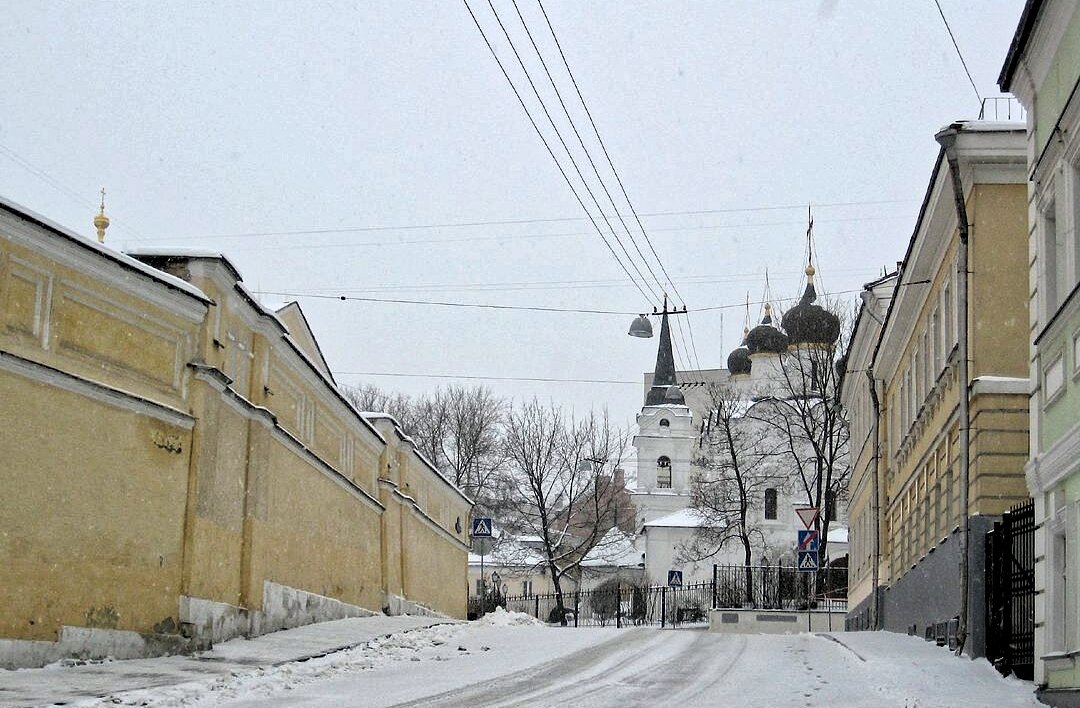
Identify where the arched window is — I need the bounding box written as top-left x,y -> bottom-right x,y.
656,456 -> 672,489
764,488 -> 778,520
659,418 -> 670,428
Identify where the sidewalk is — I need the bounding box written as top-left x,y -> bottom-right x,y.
0,615 -> 454,708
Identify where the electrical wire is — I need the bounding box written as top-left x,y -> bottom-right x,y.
255,288 -> 863,314
480,0 -> 664,307
334,370 -> 641,385
130,200 -> 916,243
461,0 -> 655,304
933,0 -> 982,106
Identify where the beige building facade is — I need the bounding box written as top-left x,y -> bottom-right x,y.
0,197 -> 470,669
840,124 -> 1031,658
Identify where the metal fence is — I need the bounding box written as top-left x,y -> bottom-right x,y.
712,564 -> 848,613
471,564 -> 847,627
986,499 -> 1035,680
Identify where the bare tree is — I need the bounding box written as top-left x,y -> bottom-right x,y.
340,383 -> 508,507
752,306 -> 851,564
499,400 -> 627,625
686,382 -> 790,602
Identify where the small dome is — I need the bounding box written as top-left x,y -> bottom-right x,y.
663,384 -> 685,405
746,306 -> 788,354
782,267 -> 840,345
727,345 -> 751,375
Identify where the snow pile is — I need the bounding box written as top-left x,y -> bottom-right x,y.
72,616 -> 547,707
475,607 -> 543,627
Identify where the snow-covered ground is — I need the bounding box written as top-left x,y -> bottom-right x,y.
7,610 -> 1041,708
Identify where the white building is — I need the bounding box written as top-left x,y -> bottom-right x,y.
629,265 -> 848,586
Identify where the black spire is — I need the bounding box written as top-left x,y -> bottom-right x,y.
645,300 -> 682,406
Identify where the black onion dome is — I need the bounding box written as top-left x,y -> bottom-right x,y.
782,265 -> 841,345
727,345 -> 751,375
746,305 -> 788,354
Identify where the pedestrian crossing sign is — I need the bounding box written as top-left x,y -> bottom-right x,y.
471,517 -> 493,538
798,550 -> 819,572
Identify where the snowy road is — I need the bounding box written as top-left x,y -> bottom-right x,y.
52,610 -> 1040,708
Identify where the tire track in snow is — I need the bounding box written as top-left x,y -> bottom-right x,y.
387,628 -> 664,708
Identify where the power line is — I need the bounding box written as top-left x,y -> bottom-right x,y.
334,370 -> 642,385
461,0 -> 654,304
480,0 -> 664,307
508,0 -> 668,307
0,141 -> 150,242
530,0 -> 708,373
933,0 -> 982,106
255,287 -> 863,314
257,290 -> 637,314
269,266 -> 879,295
138,199 -> 918,242
241,213 -> 911,253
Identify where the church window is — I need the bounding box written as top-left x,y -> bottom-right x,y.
659,418 -> 670,427
656,456 -> 671,489
764,488 -> 778,520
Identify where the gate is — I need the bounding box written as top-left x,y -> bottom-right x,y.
985,499 -> 1035,679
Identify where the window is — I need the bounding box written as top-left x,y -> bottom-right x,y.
659,418 -> 670,428
932,307 -> 942,374
476,578 -> 484,596
764,488 -> 778,520
656,456 -> 671,489
943,280 -> 954,353
522,579 -> 533,598
1073,328 -> 1080,375
1045,353 -> 1065,403
1044,199 -> 1068,313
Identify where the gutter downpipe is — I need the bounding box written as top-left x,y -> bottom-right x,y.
935,123 -> 971,656
866,367 -> 883,630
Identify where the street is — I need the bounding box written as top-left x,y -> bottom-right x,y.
6,611 -> 1039,708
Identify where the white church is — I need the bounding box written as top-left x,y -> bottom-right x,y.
628,263 -> 849,585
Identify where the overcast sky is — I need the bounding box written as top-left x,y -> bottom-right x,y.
1,1 -> 1025,428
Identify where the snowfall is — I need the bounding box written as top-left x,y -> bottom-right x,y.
2,609 -> 1042,708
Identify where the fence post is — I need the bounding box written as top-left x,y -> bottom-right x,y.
535,595 -> 540,620
712,565 -> 718,609
661,586 -> 667,629
574,591 -> 579,628
617,586 -> 622,629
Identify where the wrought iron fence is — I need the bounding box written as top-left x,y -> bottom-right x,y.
712,564 -> 848,613
986,499 -> 1035,680
470,564 -> 847,627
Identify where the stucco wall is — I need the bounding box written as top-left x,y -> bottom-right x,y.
0,372 -> 191,642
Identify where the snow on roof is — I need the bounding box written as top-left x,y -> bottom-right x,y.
468,536 -> 547,568
643,508 -> 710,529
829,526 -> 849,543
580,528 -> 639,568
0,196 -> 210,303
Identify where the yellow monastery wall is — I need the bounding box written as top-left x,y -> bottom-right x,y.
247,439 -> 383,611
1,215 -> 471,664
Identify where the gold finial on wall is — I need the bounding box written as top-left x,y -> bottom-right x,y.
93,188 -> 110,243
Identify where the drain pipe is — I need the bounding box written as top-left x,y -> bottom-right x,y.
866,367 -> 883,630
935,124 -> 971,656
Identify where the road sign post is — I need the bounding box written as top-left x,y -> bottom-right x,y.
471,517 -> 493,614
795,508 -> 820,632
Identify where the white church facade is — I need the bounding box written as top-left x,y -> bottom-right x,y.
629,265 -> 849,586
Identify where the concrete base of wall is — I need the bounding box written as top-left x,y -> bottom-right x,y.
708,608 -> 847,634
0,625 -> 202,670
881,517 -> 994,658
0,581 -> 376,669
1037,688 -> 1080,708
846,588 -> 886,631
383,594 -> 445,618
182,581 -> 376,645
